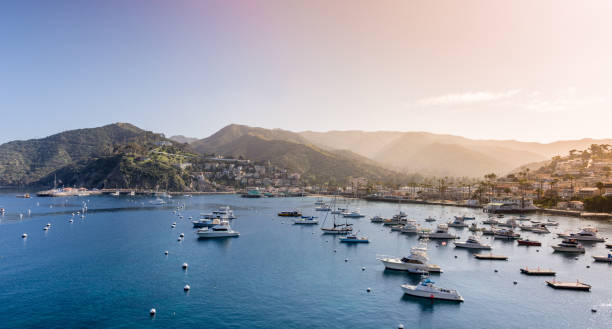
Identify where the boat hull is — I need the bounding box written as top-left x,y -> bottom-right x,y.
551,246 -> 585,253
401,285 -> 463,302
197,232 -> 240,238
379,258 -> 442,273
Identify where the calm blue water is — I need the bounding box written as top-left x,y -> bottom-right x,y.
0,193 -> 611,328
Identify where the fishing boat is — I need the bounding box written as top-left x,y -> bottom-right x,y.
378,241 -> 442,273
293,216 -> 319,225
196,222 -> 240,238
592,253 -> 612,262
552,238 -> 585,253
493,229 -> 520,240
278,211 -> 302,217
401,277 -> 463,302
454,236 -> 491,249
419,224 -> 457,239
340,234 -> 369,243
520,267 -> 555,276
370,215 -> 384,223
517,239 -> 541,246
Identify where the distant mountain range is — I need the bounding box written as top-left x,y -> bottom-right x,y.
177,126 -> 612,178
2,122 -> 610,189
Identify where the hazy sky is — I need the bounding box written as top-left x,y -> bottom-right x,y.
2,0 -> 612,143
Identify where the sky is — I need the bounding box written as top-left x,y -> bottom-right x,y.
1,0 -> 612,143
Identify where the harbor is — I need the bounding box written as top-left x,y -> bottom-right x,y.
1,193 -> 611,328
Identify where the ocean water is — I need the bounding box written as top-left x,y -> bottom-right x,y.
0,193 -> 611,328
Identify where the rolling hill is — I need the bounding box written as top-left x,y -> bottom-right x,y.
0,123 -> 170,186
189,124 -> 406,184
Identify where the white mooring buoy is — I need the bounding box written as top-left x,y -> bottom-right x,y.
182,263 -> 188,269
22,233 -> 28,238
184,284 -> 190,291
150,308 -> 156,316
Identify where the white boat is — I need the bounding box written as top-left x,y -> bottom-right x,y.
544,219 -> 559,226
482,218 -> 500,225
314,198 -> 325,206
468,222 -> 483,232
111,191 -> 120,196
455,215 -> 476,221
498,218 -> 518,228
330,207 -> 347,215
448,217 -> 468,228
530,224 -> 550,234
552,238 -> 585,253
454,236 -> 491,249
390,224 -> 405,231
294,216 -> 319,225
494,229 -> 520,240
149,198 -> 166,205
401,220 -> 420,234
192,214 -> 221,228
315,204 -> 331,211
212,206 -> 236,219
196,222 -> 239,238
419,224 -> 457,239
378,242 -> 442,273
568,227 -> 605,242
592,254 -> 612,262
370,215 -> 384,223
401,277 -> 463,302
343,210 -> 365,218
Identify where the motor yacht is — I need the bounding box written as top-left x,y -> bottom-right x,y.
592,253 -> 612,262
314,198 -> 325,206
293,216 -> 319,225
568,227 -> 605,242
499,218 -> 518,228
192,214 -> 221,228
530,224 -> 550,234
401,220 -> 420,234
418,224 -> 457,239
378,243 -> 442,273
468,222 -> 483,232
482,218 -> 500,225
370,215 -> 384,223
340,234 -> 369,243
343,210 -> 365,218
454,236 -> 491,249
424,216 -> 436,222
149,198 -> 166,205
315,204 -> 331,211
493,229 -> 520,240
448,217 -> 468,228
401,277 -> 463,302
196,222 -> 240,238
552,238 -> 585,253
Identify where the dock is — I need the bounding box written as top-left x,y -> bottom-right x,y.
474,253 -> 508,260
520,267 -> 556,276
546,280 -> 591,291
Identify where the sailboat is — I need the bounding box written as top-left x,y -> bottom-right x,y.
321,194 -> 352,235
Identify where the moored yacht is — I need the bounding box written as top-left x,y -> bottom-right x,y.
454,236 -> 491,249
196,222 -> 240,238
494,228 -> 520,240
315,204 -> 331,211
401,277 -> 463,302
378,242 -> 442,273
293,216 -> 319,225
192,214 -> 221,228
552,238 -> 585,253
418,224 -> 457,239
448,217 -> 468,228
343,210 -> 365,218
400,220 -> 420,234
424,216 -> 436,222
568,227 -> 605,242
339,234 -> 369,243
370,215 -> 384,223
